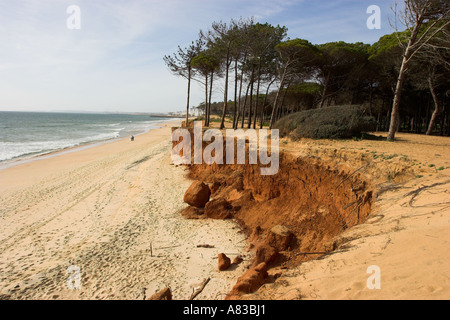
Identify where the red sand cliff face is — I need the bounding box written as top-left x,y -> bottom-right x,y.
173,128 -> 373,298
187,153 -> 373,262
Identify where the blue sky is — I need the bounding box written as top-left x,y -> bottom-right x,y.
0,0 -> 402,113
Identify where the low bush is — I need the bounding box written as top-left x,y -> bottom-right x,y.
274,105 -> 376,139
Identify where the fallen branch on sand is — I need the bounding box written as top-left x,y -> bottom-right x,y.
190,278 -> 210,300
155,244 -> 182,250
197,244 -> 215,248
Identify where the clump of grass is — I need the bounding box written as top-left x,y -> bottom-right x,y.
383,154 -> 398,160
437,166 -> 445,171
428,164 -> 435,168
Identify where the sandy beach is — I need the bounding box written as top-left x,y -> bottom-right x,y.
2,0 -> 449,304
0,121 -> 249,300
1,122 -> 449,300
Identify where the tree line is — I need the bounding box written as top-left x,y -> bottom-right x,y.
164,0 -> 449,139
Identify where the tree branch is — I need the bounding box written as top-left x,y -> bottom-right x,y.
406,19 -> 450,64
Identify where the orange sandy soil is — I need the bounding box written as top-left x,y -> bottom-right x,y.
185,120 -> 450,300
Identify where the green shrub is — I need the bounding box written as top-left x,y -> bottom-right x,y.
274,105 -> 376,140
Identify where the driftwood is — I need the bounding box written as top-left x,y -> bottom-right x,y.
189,278 -> 210,300
197,244 -> 215,248
155,244 -> 182,250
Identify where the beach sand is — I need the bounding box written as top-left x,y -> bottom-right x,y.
1,123 -> 449,300
0,122 -> 249,300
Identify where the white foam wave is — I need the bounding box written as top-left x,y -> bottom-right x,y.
0,130 -> 121,161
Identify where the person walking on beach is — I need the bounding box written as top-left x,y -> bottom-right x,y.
131,135 -> 134,141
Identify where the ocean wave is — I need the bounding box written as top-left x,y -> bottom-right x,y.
0,113 -> 173,162
0,131 -> 121,161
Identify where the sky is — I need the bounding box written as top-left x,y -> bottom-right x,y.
0,0 -> 404,114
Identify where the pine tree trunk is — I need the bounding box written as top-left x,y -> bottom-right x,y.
207,71 -> 214,127
185,66 -> 191,127
280,84 -> 290,118
385,108 -> 390,132
247,79 -> 254,129
387,55 -> 408,140
376,112 -> 381,132
426,74 -> 441,135
241,81 -> 251,128
387,13 -> 424,141
269,65 -> 288,129
233,58 -> 239,129
319,71 -> 330,108
247,66 -> 255,129
236,53 -> 247,129
253,60 -> 262,129
204,73 -> 208,127
220,46 -> 231,130
260,79 -> 274,128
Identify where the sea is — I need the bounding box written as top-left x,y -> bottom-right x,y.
0,111 -> 176,164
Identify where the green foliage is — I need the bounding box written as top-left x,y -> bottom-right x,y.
318,41 -> 370,57
275,38 -> 320,65
191,51 -> 220,71
368,32 -> 408,59
290,82 -> 321,95
276,38 -> 316,50
274,105 -> 376,140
